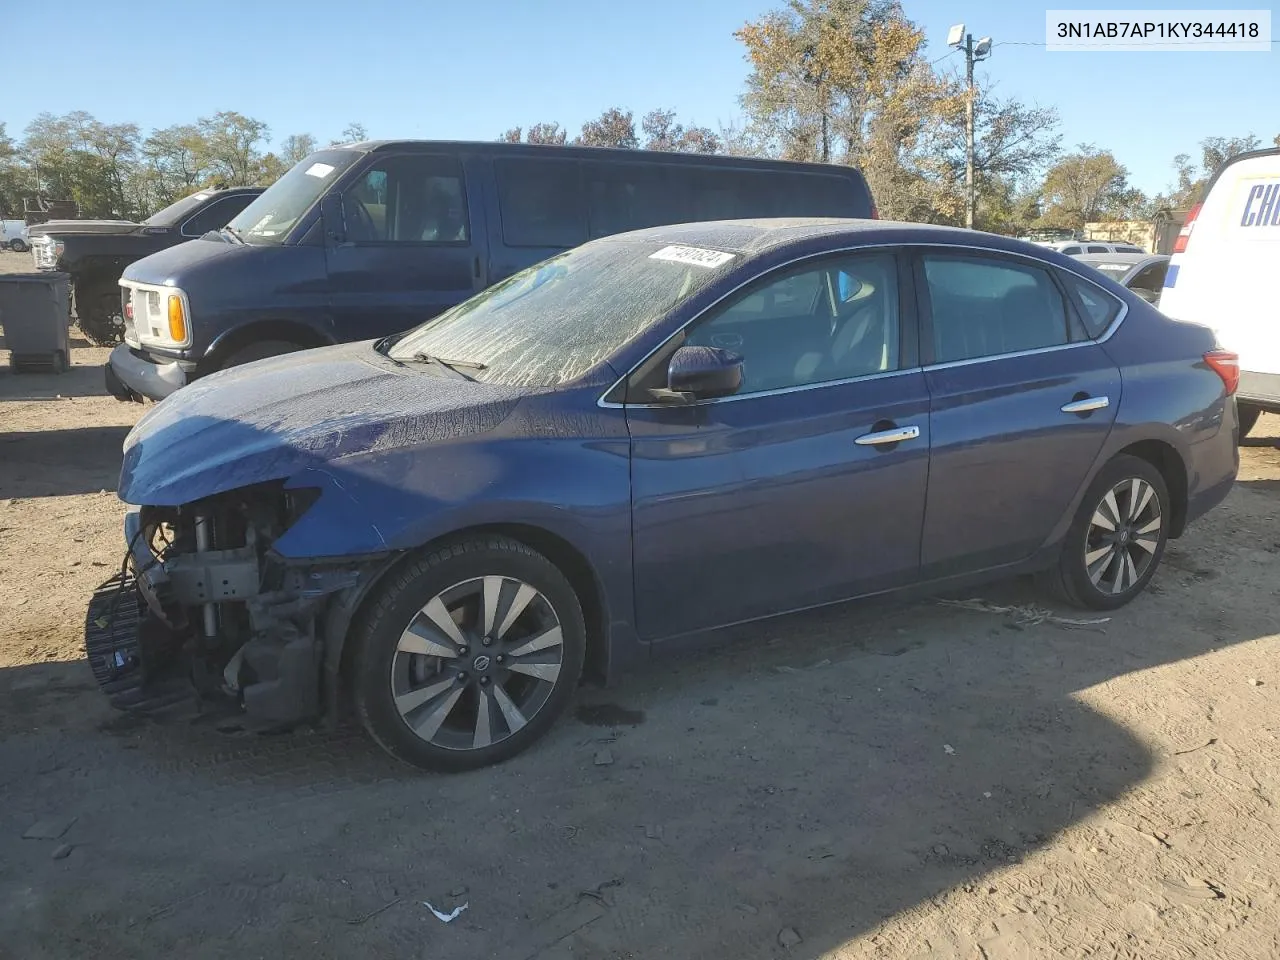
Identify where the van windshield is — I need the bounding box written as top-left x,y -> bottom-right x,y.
226,150 -> 360,245
1092,264 -> 1133,282
386,239 -> 732,387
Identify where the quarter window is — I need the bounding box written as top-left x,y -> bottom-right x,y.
684,253 -> 899,394
923,255 -> 1069,363
496,159 -> 586,248
1062,274 -> 1123,338
343,155 -> 469,244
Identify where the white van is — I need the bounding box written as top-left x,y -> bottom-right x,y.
1158,148 -> 1280,438
1,219 -> 29,252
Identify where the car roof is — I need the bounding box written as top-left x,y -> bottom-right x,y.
595,218 -> 1058,259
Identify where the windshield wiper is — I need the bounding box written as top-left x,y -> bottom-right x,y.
410,352 -> 487,380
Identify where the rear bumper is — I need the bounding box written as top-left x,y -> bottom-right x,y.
107,343 -> 195,402
1237,371 -> 1280,410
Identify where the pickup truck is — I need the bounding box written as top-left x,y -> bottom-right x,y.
27,187 -> 262,345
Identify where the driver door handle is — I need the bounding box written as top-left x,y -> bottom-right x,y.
1061,396 -> 1109,414
855,424 -> 920,446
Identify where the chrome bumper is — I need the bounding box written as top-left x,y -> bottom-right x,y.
107,343 -> 195,402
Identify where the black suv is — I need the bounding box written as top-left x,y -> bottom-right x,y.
28,187 -> 262,344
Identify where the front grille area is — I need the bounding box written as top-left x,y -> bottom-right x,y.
121,286 -> 162,342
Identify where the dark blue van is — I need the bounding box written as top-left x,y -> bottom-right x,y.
107,140 -> 875,401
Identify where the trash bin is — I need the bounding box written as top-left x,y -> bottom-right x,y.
0,272 -> 71,373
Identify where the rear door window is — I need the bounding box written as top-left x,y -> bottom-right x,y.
922,254 -> 1070,362
1085,245 -> 1109,253
495,158 -> 586,248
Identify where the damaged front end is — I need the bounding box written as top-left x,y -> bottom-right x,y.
85,482 -> 378,726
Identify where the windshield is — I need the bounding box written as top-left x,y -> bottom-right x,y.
387,239 -> 735,387
144,191 -> 215,226
226,149 -> 360,245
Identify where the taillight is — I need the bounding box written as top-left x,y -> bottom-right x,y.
1204,349 -> 1239,395
1173,203 -> 1200,254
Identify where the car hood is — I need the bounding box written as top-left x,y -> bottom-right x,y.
119,341 -> 527,506
28,219 -> 145,237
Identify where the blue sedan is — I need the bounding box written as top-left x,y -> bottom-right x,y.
89,219 -> 1241,771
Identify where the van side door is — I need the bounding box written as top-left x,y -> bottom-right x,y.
325,152 -> 487,342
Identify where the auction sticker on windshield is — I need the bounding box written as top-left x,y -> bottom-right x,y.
649,245 -> 736,268
304,162 -> 335,178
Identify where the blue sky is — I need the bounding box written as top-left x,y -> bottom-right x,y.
6,0 -> 1277,194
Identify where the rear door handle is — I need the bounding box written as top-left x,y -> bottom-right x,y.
855,424 -> 920,446
1061,396 -> 1110,414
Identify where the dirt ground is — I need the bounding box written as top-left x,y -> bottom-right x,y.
2,246 -> 1280,959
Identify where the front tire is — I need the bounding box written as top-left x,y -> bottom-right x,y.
9,239 -> 29,253
1045,455 -> 1170,610
220,340 -> 303,369
351,537 -> 586,772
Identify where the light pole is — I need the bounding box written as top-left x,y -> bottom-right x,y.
948,24 -> 992,229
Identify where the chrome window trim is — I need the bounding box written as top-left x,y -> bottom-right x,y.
596,239 -> 1130,410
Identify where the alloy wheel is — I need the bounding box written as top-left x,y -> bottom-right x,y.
1084,477 -> 1162,595
389,576 -> 564,751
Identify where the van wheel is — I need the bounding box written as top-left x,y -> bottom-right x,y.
220,340 -> 302,369
9,239 -> 29,253
1237,403 -> 1261,441
1042,455 -> 1170,611
351,536 -> 586,772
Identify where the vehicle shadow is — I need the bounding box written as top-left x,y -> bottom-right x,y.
0,357 -> 115,401
0,426 -> 131,497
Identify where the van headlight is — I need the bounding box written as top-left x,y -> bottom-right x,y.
130,285 -> 193,349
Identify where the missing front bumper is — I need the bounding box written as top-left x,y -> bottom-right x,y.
84,573 -> 192,713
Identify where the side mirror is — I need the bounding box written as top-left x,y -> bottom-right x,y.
654,345 -> 743,403
319,194 -> 346,245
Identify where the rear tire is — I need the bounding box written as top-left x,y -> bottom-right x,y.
351,536 -> 586,772
9,239 -> 29,253
220,340 -> 303,369
1042,454 -> 1170,611
1237,403 -> 1261,441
